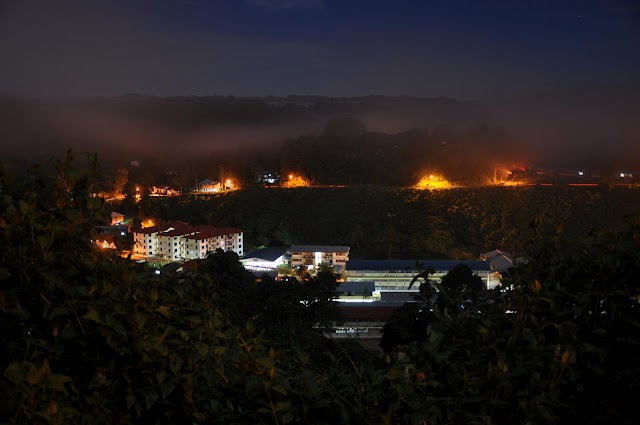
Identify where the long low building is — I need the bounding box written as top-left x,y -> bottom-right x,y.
345,259 -> 497,292
133,221 -> 243,261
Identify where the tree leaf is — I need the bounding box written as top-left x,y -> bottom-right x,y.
144,389 -> 159,410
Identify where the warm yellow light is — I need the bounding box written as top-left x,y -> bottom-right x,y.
416,174 -> 452,189
484,167 -> 516,185
283,173 -> 309,187
226,179 -> 231,184
497,181 -> 525,187
142,219 -> 155,228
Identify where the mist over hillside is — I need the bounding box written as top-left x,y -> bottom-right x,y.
1,82 -> 639,176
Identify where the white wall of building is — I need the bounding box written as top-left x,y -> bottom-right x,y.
132,225 -> 243,261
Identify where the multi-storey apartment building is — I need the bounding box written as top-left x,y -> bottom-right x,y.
133,221 -> 190,257
133,221 -> 243,261
183,227 -> 244,260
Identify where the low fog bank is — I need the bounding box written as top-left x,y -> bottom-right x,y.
1,82 -> 638,175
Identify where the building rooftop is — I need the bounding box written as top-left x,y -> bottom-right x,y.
290,245 -> 349,254
184,227 -> 243,240
161,226 -> 198,237
346,259 -> 490,272
481,249 -> 514,272
134,221 -> 190,234
198,179 -> 220,186
134,222 -> 242,239
241,246 -> 289,262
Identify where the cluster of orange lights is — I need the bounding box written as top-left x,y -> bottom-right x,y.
485,167 -> 523,186
283,173 -> 309,188
141,218 -> 155,228
416,174 -> 452,189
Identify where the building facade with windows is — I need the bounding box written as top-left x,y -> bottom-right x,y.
345,260 -> 493,293
197,179 -> 222,192
289,245 -> 350,270
132,221 -> 243,261
111,211 -> 125,225
183,227 -> 244,260
133,221 -> 190,258
150,185 -> 180,196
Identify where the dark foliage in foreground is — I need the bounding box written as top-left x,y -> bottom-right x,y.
381,224 -> 640,424
1,154 -> 639,424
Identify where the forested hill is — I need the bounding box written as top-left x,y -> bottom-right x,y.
145,186 -> 640,260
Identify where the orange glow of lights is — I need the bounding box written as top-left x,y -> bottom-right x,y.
283,173 -> 309,187
497,181 -> 526,187
416,174 -> 452,189
484,167 -> 517,185
223,178 -> 237,190
142,219 -> 155,228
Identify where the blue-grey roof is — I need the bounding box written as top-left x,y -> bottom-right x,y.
241,246 -> 288,262
346,260 -> 490,272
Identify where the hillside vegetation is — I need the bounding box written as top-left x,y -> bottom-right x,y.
147,186 -> 640,259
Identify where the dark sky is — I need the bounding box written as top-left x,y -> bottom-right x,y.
0,0 -> 639,100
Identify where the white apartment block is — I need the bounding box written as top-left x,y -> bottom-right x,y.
133,221 -> 188,257
133,221 -> 243,261
182,228 -> 243,260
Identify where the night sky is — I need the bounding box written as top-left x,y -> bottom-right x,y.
1,0 -> 639,100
